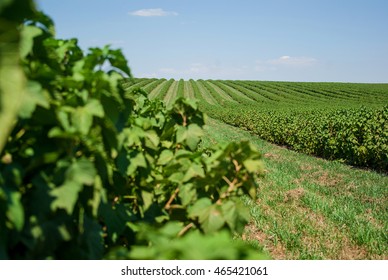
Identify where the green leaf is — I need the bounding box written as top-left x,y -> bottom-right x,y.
129,246 -> 158,260
188,198 -> 224,233
200,205 -> 225,234
73,107 -> 93,135
48,127 -> 72,138
188,197 -> 212,219
20,25 -> 43,58
51,181 -> 82,214
127,150 -> 147,175
71,100 -> 104,135
178,183 -> 197,206
183,163 -> 205,182
157,150 -> 174,165
159,221 -> 184,237
89,175 -> 106,217
243,159 -> 263,173
246,185 -> 257,200
234,200 -> 251,234
84,99 -> 104,117
107,48 -> 131,77
183,98 -> 198,110
168,172 -> 184,183
186,124 -> 203,151
19,81 -> 49,118
6,191 -> 24,231
51,159 -> 96,214
82,216 -> 104,259
176,126 -> 187,143
66,158 -> 96,186
57,108 -> 73,132
141,191 -> 153,211
33,11 -> 56,36
144,130 -> 159,149
0,31 -> 27,153
99,203 -> 131,242
221,200 -> 237,231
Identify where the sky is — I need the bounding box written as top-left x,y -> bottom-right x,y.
36,0 -> 388,83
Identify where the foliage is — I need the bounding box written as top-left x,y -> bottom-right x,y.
0,1 -> 266,259
206,105 -> 388,171
0,0 -> 35,152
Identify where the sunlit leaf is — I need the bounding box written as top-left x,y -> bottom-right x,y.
157,149 -> 174,165
6,191 -> 24,231
20,25 -> 42,58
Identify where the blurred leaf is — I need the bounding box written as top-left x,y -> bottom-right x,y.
221,200 -> 237,231
183,163 -> 205,182
176,126 -> 187,143
186,124 -> 203,151
84,99 -> 104,118
157,150 -> 174,166
51,159 -> 96,214
188,197 -> 212,219
243,159 -> 263,173
144,130 -> 159,149
73,108 -> 92,135
178,183 -> 196,206
50,181 -> 82,214
141,191 -> 153,211
20,25 -> 42,58
189,198 -> 224,233
127,150 -> 147,175
200,205 -> 225,234
66,158 -> 96,186
107,48 -> 131,77
6,191 -> 24,231
19,81 -> 49,118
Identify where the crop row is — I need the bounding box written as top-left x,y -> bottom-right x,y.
206,105 -> 388,171
150,78 -> 174,99
126,78 -> 388,107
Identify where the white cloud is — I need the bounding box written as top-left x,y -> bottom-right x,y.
268,55 -> 317,66
140,62 -> 246,80
139,56 -> 318,80
129,8 -> 178,17
254,56 -> 318,73
254,60 -> 268,72
141,72 -> 158,78
159,68 -> 178,74
188,63 -> 210,74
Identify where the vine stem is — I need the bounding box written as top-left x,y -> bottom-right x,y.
165,188 -> 180,210
178,223 -> 194,237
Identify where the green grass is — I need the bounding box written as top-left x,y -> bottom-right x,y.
201,117 -> 388,259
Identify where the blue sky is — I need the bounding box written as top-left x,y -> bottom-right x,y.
36,0 -> 388,82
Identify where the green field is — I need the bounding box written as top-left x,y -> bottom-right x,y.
124,78 -> 388,259
125,78 -> 388,171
